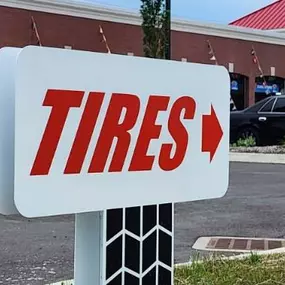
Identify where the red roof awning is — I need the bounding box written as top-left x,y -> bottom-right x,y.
230,0 -> 285,30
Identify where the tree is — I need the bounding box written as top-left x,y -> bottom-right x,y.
140,0 -> 170,59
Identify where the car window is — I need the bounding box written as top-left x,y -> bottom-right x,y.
273,98 -> 285,113
259,99 -> 274,112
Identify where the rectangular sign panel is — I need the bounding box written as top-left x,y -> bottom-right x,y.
14,46 -> 230,217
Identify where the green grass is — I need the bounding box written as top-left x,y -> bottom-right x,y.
175,253 -> 285,285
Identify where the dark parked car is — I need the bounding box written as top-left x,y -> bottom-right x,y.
230,95 -> 285,145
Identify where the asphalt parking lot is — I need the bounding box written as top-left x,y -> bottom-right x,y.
175,162 -> 285,262
0,162 -> 285,284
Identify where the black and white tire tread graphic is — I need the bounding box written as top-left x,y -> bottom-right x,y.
105,203 -> 173,285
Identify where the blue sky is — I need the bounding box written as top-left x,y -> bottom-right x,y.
82,0 -> 275,23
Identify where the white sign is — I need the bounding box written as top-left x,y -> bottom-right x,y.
13,46 -> 230,217
0,47 -> 21,215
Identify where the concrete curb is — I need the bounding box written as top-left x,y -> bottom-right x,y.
175,247 -> 285,268
230,152 -> 285,164
226,247 -> 285,260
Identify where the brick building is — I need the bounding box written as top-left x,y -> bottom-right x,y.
1,0 -> 285,109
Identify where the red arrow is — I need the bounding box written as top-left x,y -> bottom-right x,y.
201,104 -> 223,162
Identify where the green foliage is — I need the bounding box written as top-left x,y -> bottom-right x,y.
247,252 -> 262,265
140,0 -> 170,59
175,253 -> 285,285
232,136 -> 256,147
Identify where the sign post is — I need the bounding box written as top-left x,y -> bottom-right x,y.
74,212 -> 104,284
0,45 -> 230,284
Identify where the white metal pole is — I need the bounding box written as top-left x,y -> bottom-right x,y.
74,211 -> 104,285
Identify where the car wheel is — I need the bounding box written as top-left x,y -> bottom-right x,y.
236,127 -> 260,146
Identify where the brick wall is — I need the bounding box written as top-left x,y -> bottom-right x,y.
1,5 -> 285,105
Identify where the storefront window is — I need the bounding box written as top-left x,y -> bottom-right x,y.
255,76 -> 284,103
230,73 -> 247,110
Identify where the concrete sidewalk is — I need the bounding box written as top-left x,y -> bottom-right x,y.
230,152 -> 285,164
